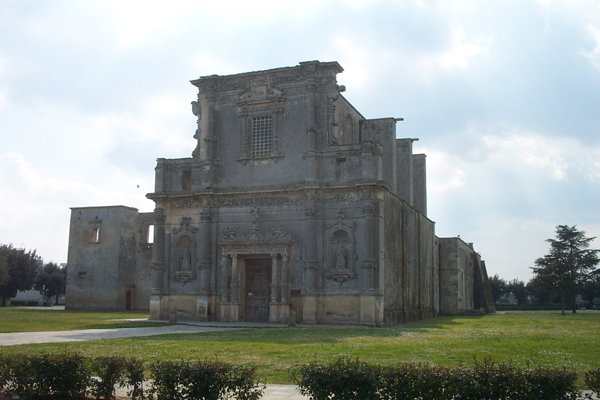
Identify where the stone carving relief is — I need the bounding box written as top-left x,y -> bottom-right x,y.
250,207 -> 261,224
272,73 -> 308,84
172,200 -> 203,209
362,204 -> 375,217
171,217 -> 198,285
166,191 -> 375,212
218,81 -> 247,92
325,210 -> 356,286
237,78 -> 284,103
219,227 -> 293,243
217,193 -> 314,207
200,211 -> 212,222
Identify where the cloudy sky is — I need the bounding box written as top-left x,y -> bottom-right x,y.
1,0 -> 599,282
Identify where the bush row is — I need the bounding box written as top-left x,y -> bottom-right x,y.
0,353 -> 264,400
292,357 -> 600,400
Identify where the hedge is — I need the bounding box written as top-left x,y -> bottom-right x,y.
585,368 -> 600,397
293,357 -> 595,400
1,353 -> 597,400
0,352 -> 89,400
0,353 -> 264,400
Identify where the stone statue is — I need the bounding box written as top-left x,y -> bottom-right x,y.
179,248 -> 192,272
335,244 -> 347,269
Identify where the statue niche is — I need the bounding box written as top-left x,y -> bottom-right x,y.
171,226 -> 198,285
325,211 -> 356,286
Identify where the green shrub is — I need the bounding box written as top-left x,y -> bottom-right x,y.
148,359 -> 263,400
0,353 -> 11,392
123,357 -> 146,400
6,352 -> 90,400
180,361 -> 231,400
227,365 -> 264,400
89,356 -> 145,400
524,366 -> 580,400
467,357 -> 529,400
293,357 -> 381,400
89,355 -> 128,400
148,360 -> 185,400
584,368 -> 600,397
294,358 -> 586,400
379,363 -> 449,400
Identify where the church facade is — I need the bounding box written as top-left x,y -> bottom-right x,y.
65,61 -> 494,325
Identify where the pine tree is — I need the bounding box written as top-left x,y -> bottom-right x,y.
532,225 -> 600,315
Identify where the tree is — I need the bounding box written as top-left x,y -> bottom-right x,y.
35,262 -> 66,304
0,253 -> 8,288
0,244 -> 42,307
489,274 -> 507,304
531,225 -> 600,315
506,279 -> 529,305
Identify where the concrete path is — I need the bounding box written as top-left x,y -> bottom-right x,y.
0,325 -> 238,346
113,384 -> 305,399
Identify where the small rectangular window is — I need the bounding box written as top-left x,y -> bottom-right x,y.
91,227 -> 100,243
147,224 -> 154,244
251,116 -> 273,158
78,271 -> 87,280
182,169 -> 192,191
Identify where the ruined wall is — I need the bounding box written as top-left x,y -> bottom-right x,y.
66,206 -> 151,311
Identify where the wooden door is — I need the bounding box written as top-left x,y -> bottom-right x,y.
245,258 -> 272,322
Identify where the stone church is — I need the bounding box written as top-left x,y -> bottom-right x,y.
66,61 -> 495,325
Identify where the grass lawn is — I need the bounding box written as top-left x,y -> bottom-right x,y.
1,310 -> 598,384
0,307 -> 162,332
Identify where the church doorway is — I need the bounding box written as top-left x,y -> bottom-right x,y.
244,258 -> 272,322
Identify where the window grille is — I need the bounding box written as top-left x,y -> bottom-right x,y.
251,116 -> 273,158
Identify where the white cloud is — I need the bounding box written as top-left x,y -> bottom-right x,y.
0,152 -> 153,263
425,149 -> 466,195
481,131 -> 572,181
581,25 -> 600,70
436,28 -> 491,70
87,93 -> 193,153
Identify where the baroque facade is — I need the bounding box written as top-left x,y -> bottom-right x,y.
65,61 -> 495,325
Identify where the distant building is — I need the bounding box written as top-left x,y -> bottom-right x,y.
66,61 -> 495,325
10,290 -> 44,306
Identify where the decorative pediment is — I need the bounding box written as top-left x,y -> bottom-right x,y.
172,217 -> 197,237
326,210 -> 354,241
237,80 -> 284,104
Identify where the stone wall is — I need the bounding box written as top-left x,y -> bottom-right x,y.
66,206 -> 152,311
382,192 -> 436,325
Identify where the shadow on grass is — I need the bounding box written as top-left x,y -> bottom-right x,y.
138,316 -> 474,345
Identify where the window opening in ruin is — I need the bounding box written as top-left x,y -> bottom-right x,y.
147,224 -> 154,244
251,116 -> 273,158
78,271 -> 87,280
91,227 -> 100,243
335,157 -> 347,181
182,169 -> 192,191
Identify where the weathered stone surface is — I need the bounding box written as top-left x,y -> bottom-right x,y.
65,206 -> 153,311
66,61 -> 493,324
